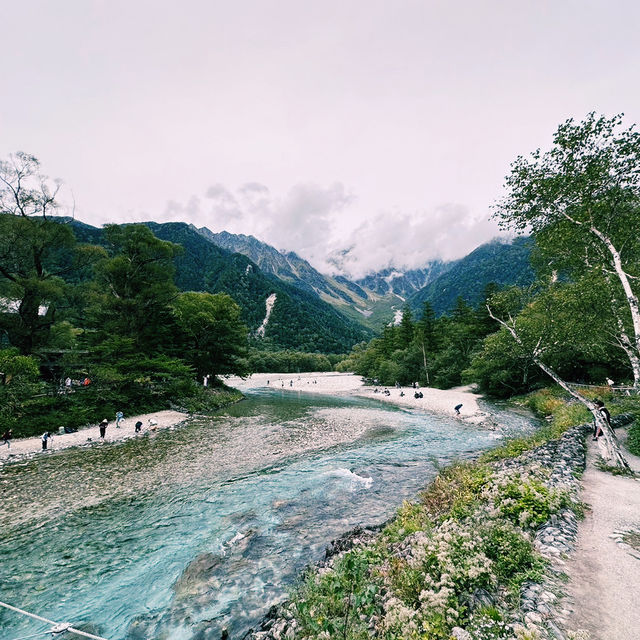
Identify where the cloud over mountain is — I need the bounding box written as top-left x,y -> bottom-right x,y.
163,183 -> 503,278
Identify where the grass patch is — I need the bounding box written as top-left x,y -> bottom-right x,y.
594,456 -> 637,477
418,462 -> 493,520
622,530 -> 640,551
479,424 -> 565,463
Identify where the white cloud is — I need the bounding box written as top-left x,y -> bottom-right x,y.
323,203 -> 504,279
163,184 -> 504,278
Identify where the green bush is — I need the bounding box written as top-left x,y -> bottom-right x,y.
495,477 -> 570,530
626,419 -> 640,456
419,463 -> 493,520
481,522 -> 545,601
381,500 -> 430,544
293,548 -> 382,640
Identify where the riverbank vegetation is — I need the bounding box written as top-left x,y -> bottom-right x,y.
287,424 -> 580,640
279,386 -> 639,640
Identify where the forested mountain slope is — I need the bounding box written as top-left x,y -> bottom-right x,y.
408,237 -> 535,315
196,227 -> 452,329
70,220 -> 372,353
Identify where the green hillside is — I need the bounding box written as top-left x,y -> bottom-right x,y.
408,237 -> 535,315
72,220 -> 372,353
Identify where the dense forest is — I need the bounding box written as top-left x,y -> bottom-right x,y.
0,150 -> 376,438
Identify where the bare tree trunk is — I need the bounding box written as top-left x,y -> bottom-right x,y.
533,358 -> 630,470
421,341 -> 430,386
613,321 -> 640,388
488,306 -> 631,470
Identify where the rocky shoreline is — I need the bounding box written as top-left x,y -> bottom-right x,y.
240,415 -> 633,640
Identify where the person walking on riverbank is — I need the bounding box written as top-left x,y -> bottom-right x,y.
454,403 -> 463,415
1,429 -> 12,448
99,419 -> 108,439
41,432 -> 52,450
116,410 -> 124,428
135,420 -> 143,433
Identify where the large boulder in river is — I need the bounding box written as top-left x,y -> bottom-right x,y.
173,552 -> 225,600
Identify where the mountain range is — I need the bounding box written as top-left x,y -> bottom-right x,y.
65,218 -> 535,353
194,226 -> 535,324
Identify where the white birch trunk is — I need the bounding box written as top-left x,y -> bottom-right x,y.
590,226 -> 640,382
603,268 -> 640,387
488,306 -> 631,470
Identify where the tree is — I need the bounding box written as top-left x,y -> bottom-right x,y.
172,291 -> 249,379
486,286 -> 630,469
88,224 -> 182,352
0,153 -> 97,354
398,305 -> 414,349
494,113 -> 640,386
415,301 -> 438,385
0,347 -> 41,431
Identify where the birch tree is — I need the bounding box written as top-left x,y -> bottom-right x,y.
494,113 -> 640,386
486,286 -> 630,469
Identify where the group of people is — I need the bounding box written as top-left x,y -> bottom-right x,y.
266,378 -> 318,387
62,376 -> 91,392
98,412 -> 148,439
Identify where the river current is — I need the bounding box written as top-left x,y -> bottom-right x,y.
0,387 -> 536,640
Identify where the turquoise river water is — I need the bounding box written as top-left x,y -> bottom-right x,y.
0,388 -> 537,640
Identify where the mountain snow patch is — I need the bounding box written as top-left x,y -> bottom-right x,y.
256,293 -> 277,337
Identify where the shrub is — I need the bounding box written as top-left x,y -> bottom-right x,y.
293,548 -> 382,640
381,501 -> 430,544
627,419 -> 640,457
493,476 -> 570,530
419,463 -> 493,520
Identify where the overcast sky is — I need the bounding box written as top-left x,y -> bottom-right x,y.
2,1 -> 639,278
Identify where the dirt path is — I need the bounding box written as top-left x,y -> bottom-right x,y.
562,430 -> 640,639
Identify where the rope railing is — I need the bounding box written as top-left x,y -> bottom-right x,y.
566,382 -> 640,395
0,600 -> 108,640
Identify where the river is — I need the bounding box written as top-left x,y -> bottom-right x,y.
0,387 -> 536,640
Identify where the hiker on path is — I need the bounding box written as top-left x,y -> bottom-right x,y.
116,411 -> 124,428
593,400 -> 612,440
1,429 -> 12,448
99,419 -> 108,439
